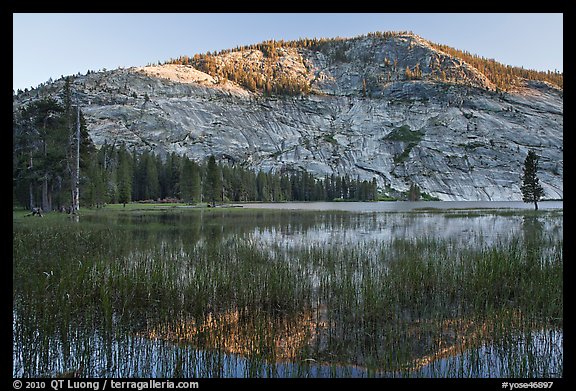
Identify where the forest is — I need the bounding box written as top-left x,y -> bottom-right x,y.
12,84 -> 378,212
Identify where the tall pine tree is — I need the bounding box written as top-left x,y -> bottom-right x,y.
180,157 -> 201,204
204,155 -> 222,206
521,149 -> 545,210
117,145 -> 133,205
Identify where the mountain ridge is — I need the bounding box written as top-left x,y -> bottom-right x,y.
159,31 -> 562,93
12,32 -> 563,201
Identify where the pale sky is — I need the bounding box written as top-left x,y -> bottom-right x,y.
13,13 -> 563,92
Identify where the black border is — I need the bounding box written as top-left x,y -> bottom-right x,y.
9,4 -> 569,390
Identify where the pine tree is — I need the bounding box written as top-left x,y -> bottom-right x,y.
131,148 -> 140,200
190,164 -> 201,203
135,151 -> 160,201
521,150 -> 545,210
256,171 -> 269,201
145,153 -> 160,200
408,183 -> 421,201
117,146 -> 133,205
204,155 -> 222,206
19,98 -> 66,212
371,178 -> 378,201
84,161 -> 106,208
180,157 -> 201,203
414,63 -> 422,79
405,66 -> 413,80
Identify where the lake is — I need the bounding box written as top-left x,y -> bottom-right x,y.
226,200 -> 563,212
12,202 -> 563,378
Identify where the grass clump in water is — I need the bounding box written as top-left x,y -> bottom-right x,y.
13,210 -> 562,378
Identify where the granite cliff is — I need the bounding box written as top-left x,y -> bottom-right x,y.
13,32 -> 563,200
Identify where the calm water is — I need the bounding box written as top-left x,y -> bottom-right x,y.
13,204 -> 563,378
229,200 -> 563,212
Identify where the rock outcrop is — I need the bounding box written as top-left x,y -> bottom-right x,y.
13,33 -> 563,200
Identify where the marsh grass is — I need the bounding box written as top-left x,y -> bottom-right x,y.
13,209 -> 562,377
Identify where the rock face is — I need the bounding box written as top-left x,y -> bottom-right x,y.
13,33 -> 563,200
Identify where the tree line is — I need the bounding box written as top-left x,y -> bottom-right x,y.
162,31 -> 562,96
163,32 -> 415,97
77,144 -> 379,207
13,89 -> 378,211
166,52 -> 310,96
428,42 -> 563,91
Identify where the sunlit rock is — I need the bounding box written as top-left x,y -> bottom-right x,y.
13,33 -> 563,201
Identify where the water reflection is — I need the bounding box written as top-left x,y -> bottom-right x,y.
238,200 -> 563,212
81,207 -> 563,250
85,209 -> 563,256
13,207 -> 563,378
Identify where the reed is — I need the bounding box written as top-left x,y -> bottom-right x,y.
13,209 -> 562,377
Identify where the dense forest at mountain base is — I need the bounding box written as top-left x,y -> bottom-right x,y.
13,96 -> 385,211
13,141 -> 381,211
